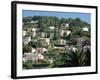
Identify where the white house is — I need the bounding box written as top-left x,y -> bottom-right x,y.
31,48 -> 36,53
38,54 -> 44,60
23,36 -> 31,44
42,48 -> 48,52
48,59 -> 53,63
22,31 -> 27,36
66,30 -> 71,35
82,27 -> 89,31
54,46 -> 65,50
30,20 -> 38,23
49,26 -> 55,30
56,39 -> 66,45
68,46 -> 78,52
38,38 -> 50,45
37,32 -> 47,38
65,23 -> 69,27
35,48 -> 48,54
23,53 -> 33,62
61,23 -> 69,28
44,38 -> 50,45
32,28 -> 37,31
60,30 -> 64,36
41,32 -> 47,38
23,57 -> 27,63
32,28 -> 37,37
23,53 -> 44,62
60,30 -> 71,37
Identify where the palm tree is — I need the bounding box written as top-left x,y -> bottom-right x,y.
66,49 -> 89,67
83,48 -> 91,66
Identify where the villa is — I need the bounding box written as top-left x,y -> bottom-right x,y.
60,30 -> 71,37
31,28 -> 37,37
82,27 -> 89,31
23,53 -> 44,63
65,23 -> 69,27
31,48 -> 36,53
61,23 -> 69,29
68,46 -> 78,52
54,46 -> 65,51
23,31 -> 27,36
30,20 -> 38,23
49,26 -> 55,30
56,39 -> 66,45
35,48 -> 48,54
38,38 -> 50,45
37,32 -> 47,38
23,36 -> 31,44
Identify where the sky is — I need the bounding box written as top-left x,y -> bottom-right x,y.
23,10 -> 91,24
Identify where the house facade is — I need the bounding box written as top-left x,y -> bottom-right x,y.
82,27 -> 89,31
60,30 -> 71,37
23,53 -> 44,63
23,36 -> 31,44
31,28 -> 37,37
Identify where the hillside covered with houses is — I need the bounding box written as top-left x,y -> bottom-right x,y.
22,16 -> 91,69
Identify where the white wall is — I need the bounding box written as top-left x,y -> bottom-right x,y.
0,0 -> 99,80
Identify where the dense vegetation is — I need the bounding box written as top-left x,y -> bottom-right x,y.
23,16 -> 90,31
